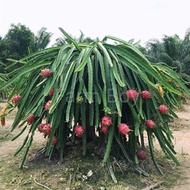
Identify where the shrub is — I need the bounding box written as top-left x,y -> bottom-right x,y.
0,28 -> 189,182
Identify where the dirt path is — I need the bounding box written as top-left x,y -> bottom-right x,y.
0,101 -> 190,189
0,127 -> 45,161
169,103 -> 190,190
0,102 -> 45,161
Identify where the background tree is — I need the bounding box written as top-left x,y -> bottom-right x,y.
0,36 -> 8,73
0,24 -> 52,73
0,23 -> 34,72
2,23 -> 34,60
145,29 -> 190,82
180,28 -> 190,78
31,27 -> 52,52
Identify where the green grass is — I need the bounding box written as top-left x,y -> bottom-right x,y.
0,142 -> 184,190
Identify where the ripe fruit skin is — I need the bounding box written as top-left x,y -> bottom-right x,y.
43,124 -> 52,135
158,105 -> 168,114
12,95 -> 22,104
38,123 -> 45,132
145,120 -> 155,129
40,68 -> 52,77
45,100 -> 51,110
136,150 -> 146,160
74,125 -> 84,137
101,116 -> 112,127
141,90 -> 151,99
118,123 -> 130,135
49,88 -> 54,96
52,136 -> 58,145
26,114 -> 35,124
126,89 -> 138,100
101,125 -> 108,134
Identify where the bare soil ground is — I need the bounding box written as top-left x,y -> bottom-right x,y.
168,102 -> 190,190
0,100 -> 190,190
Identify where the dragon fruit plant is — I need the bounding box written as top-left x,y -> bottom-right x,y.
0,28 -> 189,183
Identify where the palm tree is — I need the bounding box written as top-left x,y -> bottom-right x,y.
31,27 -> 52,52
145,29 -> 190,82
179,29 -> 190,79
146,35 -> 180,68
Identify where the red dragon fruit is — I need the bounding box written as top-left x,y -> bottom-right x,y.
126,89 -> 138,100
37,123 -> 45,132
43,124 -> 52,135
52,136 -> 58,145
74,125 -> 84,137
45,100 -> 52,110
178,94 -> 182,99
141,90 -> 151,99
49,88 -> 54,96
101,116 -> 112,127
175,84 -> 179,88
158,105 -> 168,114
145,120 -> 155,129
136,150 -> 147,160
40,68 -> 52,77
12,95 -> 22,104
118,123 -> 130,135
101,125 -> 109,134
26,114 -> 35,124
38,123 -> 45,133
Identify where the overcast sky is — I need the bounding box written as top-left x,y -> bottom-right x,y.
0,0 -> 189,46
